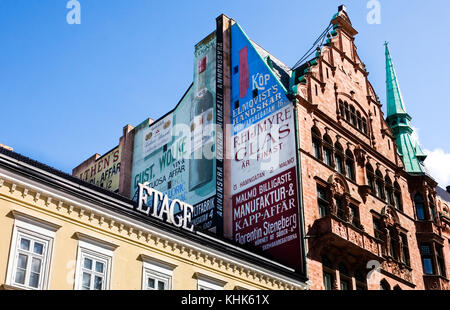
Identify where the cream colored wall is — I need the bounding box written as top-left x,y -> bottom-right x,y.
0,178 -> 302,290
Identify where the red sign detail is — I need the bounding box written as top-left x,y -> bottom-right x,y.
232,167 -> 301,271
239,46 -> 249,98
198,56 -> 207,74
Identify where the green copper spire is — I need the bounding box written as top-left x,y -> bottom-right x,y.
384,42 -> 426,174
385,42 -> 408,118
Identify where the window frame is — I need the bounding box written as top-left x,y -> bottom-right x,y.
74,234 -> 116,291
6,212 -> 59,290
141,256 -> 176,290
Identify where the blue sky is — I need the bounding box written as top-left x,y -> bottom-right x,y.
0,0 -> 449,185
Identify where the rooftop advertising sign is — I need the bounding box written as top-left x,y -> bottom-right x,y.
131,32 -> 223,233
230,24 -> 303,272
77,146 -> 121,192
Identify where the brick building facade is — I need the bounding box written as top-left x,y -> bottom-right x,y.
290,6 -> 449,290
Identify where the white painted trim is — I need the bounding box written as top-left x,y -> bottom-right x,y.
74,244 -> 113,290
142,260 -> 175,277
197,274 -> 226,290
5,222 -> 55,290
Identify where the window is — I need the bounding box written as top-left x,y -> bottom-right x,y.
389,228 -> 399,261
312,127 -> 322,160
350,106 -> 357,127
401,234 -> 410,267
375,170 -> 385,200
345,150 -> 355,181
362,118 -> 368,135
373,217 -> 384,241
323,135 -> 333,167
356,111 -> 362,131
78,251 -> 109,290
420,243 -> 434,275
6,211 -> 59,290
415,194 -> 426,220
195,273 -> 226,290
323,272 -> 334,290
344,102 -> 350,120
393,182 -> 403,212
338,263 -> 352,290
334,143 -> 344,174
354,270 -> 367,290
12,233 -> 50,289
339,100 -> 345,118
322,256 -> 334,291
335,197 -> 345,221
317,185 -> 330,218
429,195 -> 437,223
141,255 -> 176,290
366,164 -> 375,195
436,246 -> 446,277
385,177 -> 394,206
349,204 -> 361,228
74,233 -> 116,290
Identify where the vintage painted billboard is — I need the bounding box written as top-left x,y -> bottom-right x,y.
77,146 -> 121,192
230,24 -> 303,272
131,32 -> 223,232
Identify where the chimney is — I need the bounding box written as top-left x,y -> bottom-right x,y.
447,186 -> 450,194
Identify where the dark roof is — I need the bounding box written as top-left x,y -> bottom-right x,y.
250,40 -> 292,90
437,186 -> 450,203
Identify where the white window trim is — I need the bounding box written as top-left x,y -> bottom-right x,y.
195,273 -> 227,290
6,211 -> 60,290
140,255 -> 176,290
73,233 -> 117,290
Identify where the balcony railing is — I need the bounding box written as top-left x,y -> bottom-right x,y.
313,215 -> 383,258
415,220 -> 441,236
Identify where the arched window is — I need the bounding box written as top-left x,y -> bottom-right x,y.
388,227 -> 399,261
345,150 -> 355,182
393,182 -> 403,212
338,263 -> 352,290
350,106 -> 357,126
375,170 -> 385,200
322,256 -> 334,291
401,233 -> 410,266
362,117 -> 368,135
312,127 -> 322,160
380,279 -> 391,290
385,176 -> 394,206
323,135 -> 333,167
366,164 -> 375,195
356,111 -> 362,131
339,100 -> 345,118
415,194 -> 426,220
429,195 -> 437,223
344,102 -> 350,121
334,143 -> 344,175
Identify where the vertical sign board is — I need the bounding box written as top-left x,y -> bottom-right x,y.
131,32 -> 224,233
78,146 -> 122,192
230,24 -> 303,272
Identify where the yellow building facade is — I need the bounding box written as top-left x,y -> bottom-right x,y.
0,149 -> 307,290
